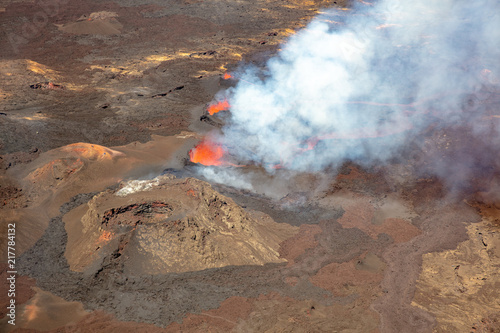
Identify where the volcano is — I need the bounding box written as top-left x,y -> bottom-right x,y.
1,0 -> 500,332
64,175 -> 297,275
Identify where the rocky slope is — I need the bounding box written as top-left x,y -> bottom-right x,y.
64,175 -> 298,274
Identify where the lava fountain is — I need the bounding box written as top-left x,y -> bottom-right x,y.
207,100 -> 230,115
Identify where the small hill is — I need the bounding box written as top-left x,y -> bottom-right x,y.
63,175 -> 298,275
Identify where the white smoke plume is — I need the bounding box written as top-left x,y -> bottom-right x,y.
209,0 -> 500,187
199,167 -> 254,191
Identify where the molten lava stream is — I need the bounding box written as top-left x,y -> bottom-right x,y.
189,139 -> 225,166
189,138 -> 244,167
207,99 -> 230,115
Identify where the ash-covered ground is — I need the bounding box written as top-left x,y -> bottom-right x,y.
1,0 -> 500,332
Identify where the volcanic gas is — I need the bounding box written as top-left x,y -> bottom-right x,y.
195,0 -> 500,178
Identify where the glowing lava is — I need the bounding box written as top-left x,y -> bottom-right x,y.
197,101 -> 416,169
223,72 -> 232,80
189,138 -> 227,166
207,99 -> 230,115
97,230 -> 113,243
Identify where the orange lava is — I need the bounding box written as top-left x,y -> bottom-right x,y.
198,103 -> 415,169
223,73 -> 232,80
189,139 -> 227,166
97,231 -> 113,243
207,99 -> 230,115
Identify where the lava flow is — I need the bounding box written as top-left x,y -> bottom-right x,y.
189,138 -> 228,166
189,138 -> 246,167
207,99 -> 230,115
194,106 -> 415,169
223,73 -> 232,80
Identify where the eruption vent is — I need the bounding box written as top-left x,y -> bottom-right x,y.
207,99 -> 230,115
189,138 -> 227,166
198,0 -> 500,184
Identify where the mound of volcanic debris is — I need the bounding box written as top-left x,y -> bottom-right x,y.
63,175 -> 297,275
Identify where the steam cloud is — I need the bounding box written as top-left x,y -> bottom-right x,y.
208,0 -> 500,188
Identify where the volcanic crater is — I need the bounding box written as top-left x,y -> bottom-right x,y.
63,175 -> 298,275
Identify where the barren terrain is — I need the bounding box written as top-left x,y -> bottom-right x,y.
1,0 -> 500,332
